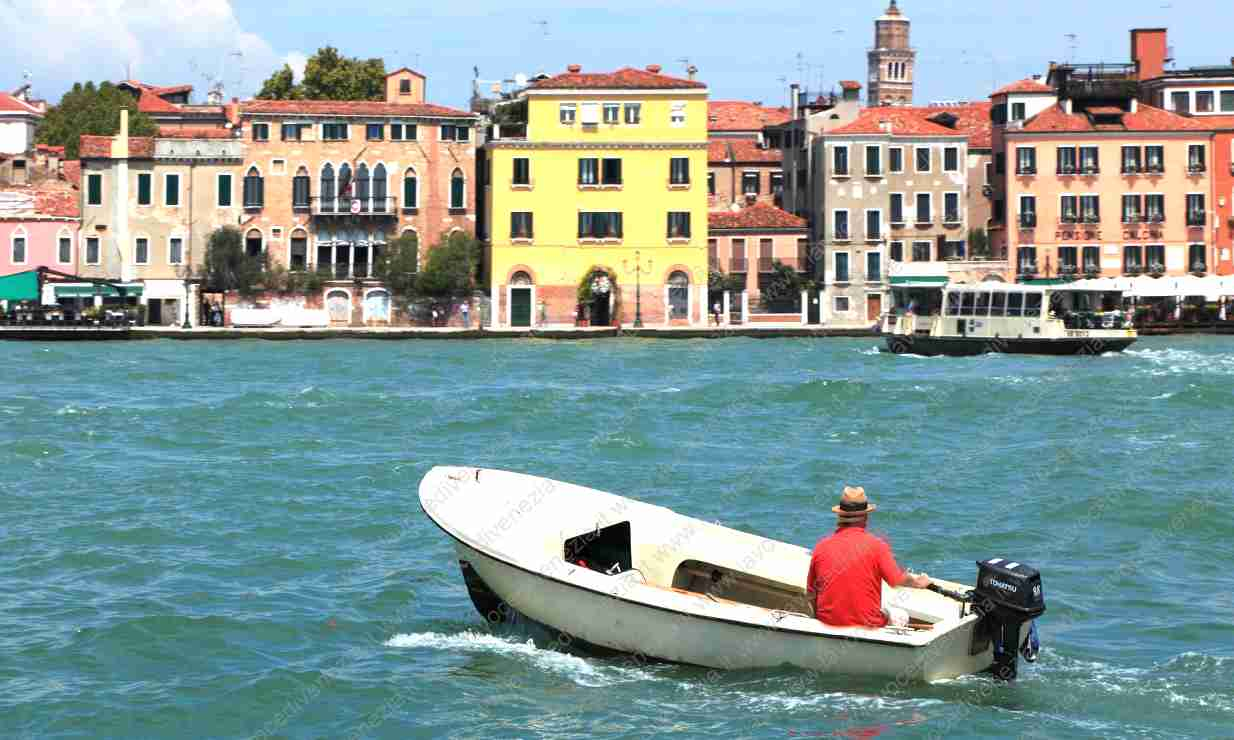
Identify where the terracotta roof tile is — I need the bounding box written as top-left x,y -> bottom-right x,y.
991,78 -> 1055,96
385,67 -> 425,79
137,89 -> 184,114
35,144 -> 65,155
708,138 -> 783,163
1018,102 -> 1208,133
78,135 -> 155,159
528,66 -> 705,90
830,108 -> 968,137
709,203 -> 807,230
707,101 -> 792,132
0,92 -> 43,115
240,99 -> 474,118
839,80 -> 862,90
61,160 -> 81,187
157,127 -> 237,139
34,184 -> 80,218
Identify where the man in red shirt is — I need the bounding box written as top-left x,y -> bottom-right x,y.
805,486 -> 931,628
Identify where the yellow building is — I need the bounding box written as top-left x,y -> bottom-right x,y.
486,64 -> 709,327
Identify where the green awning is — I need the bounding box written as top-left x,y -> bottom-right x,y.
53,283 -> 143,298
0,270 -> 40,302
890,276 -> 948,287
1021,278 -> 1073,286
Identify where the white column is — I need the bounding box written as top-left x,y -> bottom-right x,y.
741,291 -> 749,325
722,291 -> 731,326
800,290 -> 808,325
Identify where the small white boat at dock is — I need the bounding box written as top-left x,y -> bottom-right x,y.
420,466 -> 1045,682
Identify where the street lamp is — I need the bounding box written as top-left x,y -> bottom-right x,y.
622,250 -> 653,328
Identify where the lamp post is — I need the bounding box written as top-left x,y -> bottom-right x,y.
623,250 -> 653,328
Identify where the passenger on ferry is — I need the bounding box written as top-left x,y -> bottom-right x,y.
805,486 -> 931,628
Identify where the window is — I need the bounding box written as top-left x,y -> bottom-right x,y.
1145,145 -> 1165,173
440,124 -> 470,142
889,147 -> 903,173
1188,144 -> 1206,173
834,252 -> 850,283
1121,194 -> 1142,223
578,212 -> 623,239
890,193 -> 904,224
402,168 -> 418,210
1082,246 -> 1100,273
135,237 -> 149,264
707,171 -> 715,195
366,123 -> 384,141
560,104 -> 576,124
293,170 -> 311,210
290,234 -> 307,271
834,296 -> 850,313
1060,194 -> 1078,223
833,210 -> 849,240
400,78 -> 412,94
1058,246 -> 1078,271
11,235 -> 25,264
915,193 -> 932,224
1223,91 -> 1234,113
450,169 -> 465,209
1171,91 -> 1190,114
511,212 -> 534,239
866,251 -> 881,282
667,212 -> 691,239
833,146 -> 849,176
1057,146 -> 1077,175
741,171 -> 759,195
252,122 -> 269,141
1187,194 -> 1206,226
1079,195 -> 1100,223
1147,244 -> 1166,270
389,123 -> 403,141
1011,102 -> 1026,121
58,236 -> 71,264
912,241 -> 931,261
889,241 -> 904,261
668,271 -> 689,319
87,173 -> 102,206
915,146 -> 931,173
217,173 -> 232,207
943,240 -> 965,259
280,123 -> 307,141
137,173 -> 152,206
1016,147 -> 1036,175
1124,245 -> 1143,273
1079,146 -> 1099,174
624,103 -> 641,124
1146,193 -> 1165,222
1024,292 -> 1043,318
670,101 -> 686,127
1017,247 -> 1037,274
991,291 -> 1006,316
1122,146 -> 1142,173
865,145 -> 881,176
322,122 -> 348,140
944,192 -> 960,223
1190,243 -> 1208,272
944,146 -> 959,172
601,158 -> 622,185
603,103 -> 620,124
85,237 -> 100,264
243,167 -> 264,209
1196,91 -> 1215,113
670,157 -> 690,186
578,157 -> 599,185
865,210 -> 881,241
165,174 -> 180,206
1019,195 -> 1036,227
512,157 -> 531,186
770,172 -> 784,194
994,198 -> 1005,223
169,237 -> 183,265
245,230 -> 262,257
1003,291 -> 1023,317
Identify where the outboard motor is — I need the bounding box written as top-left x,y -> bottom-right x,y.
970,557 -> 1046,681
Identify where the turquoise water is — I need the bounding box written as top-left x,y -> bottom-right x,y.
2,336 -> 1232,739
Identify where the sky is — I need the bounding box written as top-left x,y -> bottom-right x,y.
0,0 -> 1217,110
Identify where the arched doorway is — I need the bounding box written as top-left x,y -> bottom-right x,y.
584,269 -> 614,326
509,270 -> 533,327
326,289 -> 351,323
364,288 -> 390,323
667,270 -> 690,321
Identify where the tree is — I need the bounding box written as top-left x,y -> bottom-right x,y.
199,226 -> 269,298
760,260 -> 804,309
35,82 -> 158,158
415,232 -> 480,299
373,232 -> 420,305
256,46 -> 385,101
967,227 -> 991,259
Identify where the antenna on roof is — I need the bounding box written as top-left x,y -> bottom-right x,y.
1065,33 -> 1078,65
533,20 -> 549,38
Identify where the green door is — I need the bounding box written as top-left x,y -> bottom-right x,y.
511,288 -> 532,327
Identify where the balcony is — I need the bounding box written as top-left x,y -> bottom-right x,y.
1053,63 -> 1138,100
1018,214 -> 1037,228
1016,167 -> 1037,176
729,258 -> 748,273
1188,163 -> 1207,175
758,257 -> 775,272
311,196 -> 397,217
1187,213 -> 1207,227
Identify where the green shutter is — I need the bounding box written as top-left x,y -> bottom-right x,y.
137,174 -> 151,205
166,175 -> 179,206
403,176 -> 417,208
88,174 -> 101,205
218,174 -> 232,207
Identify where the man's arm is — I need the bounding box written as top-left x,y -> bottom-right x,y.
878,542 -> 931,589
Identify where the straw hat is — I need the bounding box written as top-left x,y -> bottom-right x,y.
833,486 -> 877,520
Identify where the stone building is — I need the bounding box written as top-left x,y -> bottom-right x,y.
867,1 -> 915,107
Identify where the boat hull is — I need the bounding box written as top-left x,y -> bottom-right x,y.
454,542 -> 992,682
882,333 -> 1136,356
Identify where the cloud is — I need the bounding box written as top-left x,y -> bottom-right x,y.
283,51 -> 308,82
0,0 -> 282,101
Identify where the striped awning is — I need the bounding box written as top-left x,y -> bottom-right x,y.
889,276 -> 948,287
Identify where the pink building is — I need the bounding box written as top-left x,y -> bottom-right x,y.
0,177 -> 80,277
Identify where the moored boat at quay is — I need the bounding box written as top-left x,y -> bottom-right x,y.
881,282 -> 1138,356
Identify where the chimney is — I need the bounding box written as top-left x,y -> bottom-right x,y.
646,64 -> 661,73
687,64 -> 698,81
790,83 -> 800,119
1031,74 -> 1042,81
120,108 -> 129,139
1131,28 -> 1168,81
567,64 -> 582,73
1130,98 -> 1138,113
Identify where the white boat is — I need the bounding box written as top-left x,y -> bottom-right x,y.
419,466 -> 1045,682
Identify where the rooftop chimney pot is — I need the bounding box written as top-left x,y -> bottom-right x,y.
646,64 -> 662,73
567,64 -> 582,73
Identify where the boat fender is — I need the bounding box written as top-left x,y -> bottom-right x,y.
1020,620 -> 1040,663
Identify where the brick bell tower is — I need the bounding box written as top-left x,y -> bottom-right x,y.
867,0 -> 915,106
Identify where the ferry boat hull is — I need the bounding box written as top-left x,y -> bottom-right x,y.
882,333 -> 1137,356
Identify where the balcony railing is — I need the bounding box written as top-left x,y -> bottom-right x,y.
758,257 -> 775,272
1019,214 -> 1037,228
729,258 -> 748,272
311,196 -> 397,216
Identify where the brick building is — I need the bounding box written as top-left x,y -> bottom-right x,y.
706,101 -> 790,208
707,202 -> 808,300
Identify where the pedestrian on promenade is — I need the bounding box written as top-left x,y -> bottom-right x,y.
431,307 -> 439,327
712,301 -> 722,327
461,301 -> 470,328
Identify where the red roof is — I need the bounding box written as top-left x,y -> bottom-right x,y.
709,203 -> 807,231
157,127 -> 237,139
991,78 -> 1055,96
137,89 -> 184,114
62,160 -> 81,187
1018,102 -> 1209,133
708,138 -> 782,164
78,135 -> 155,159
386,67 -> 425,79
240,99 -> 474,118
831,107 -> 968,137
839,80 -> 863,91
34,184 -> 79,218
0,92 -> 42,115
528,66 -> 705,90
708,101 -> 791,132
35,144 -> 65,155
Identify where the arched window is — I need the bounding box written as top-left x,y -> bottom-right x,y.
668,270 -> 689,319
321,164 -> 335,212
403,167 -> 418,211
245,228 -> 263,257
510,270 -> 533,285
372,163 -> 388,213
293,166 -> 311,210
355,163 -> 370,212
338,164 -> 353,212
289,228 -> 308,271
243,166 -> 264,209
450,168 -> 465,210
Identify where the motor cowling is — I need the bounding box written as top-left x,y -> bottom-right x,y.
970,558 -> 1046,680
